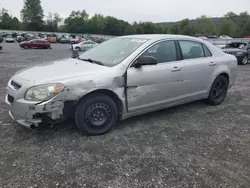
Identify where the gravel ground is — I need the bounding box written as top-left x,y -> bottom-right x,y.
0,43 -> 250,188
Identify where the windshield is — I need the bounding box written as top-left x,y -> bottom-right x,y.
225,43 -> 247,49
79,37 -> 148,67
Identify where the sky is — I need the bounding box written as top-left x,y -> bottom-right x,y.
1,0 -> 250,23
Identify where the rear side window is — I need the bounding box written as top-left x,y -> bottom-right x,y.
179,41 -> 205,59
202,44 -> 213,57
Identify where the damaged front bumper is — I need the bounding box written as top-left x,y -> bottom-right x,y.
5,94 -> 65,129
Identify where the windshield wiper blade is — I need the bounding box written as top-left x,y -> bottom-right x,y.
79,58 -> 104,66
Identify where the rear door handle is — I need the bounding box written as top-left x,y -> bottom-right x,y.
209,62 -> 216,66
171,67 -> 181,72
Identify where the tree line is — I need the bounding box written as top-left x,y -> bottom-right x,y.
0,0 -> 250,37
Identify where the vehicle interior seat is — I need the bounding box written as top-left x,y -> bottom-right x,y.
155,44 -> 176,62
189,46 -> 203,58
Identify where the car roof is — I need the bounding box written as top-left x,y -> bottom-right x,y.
119,34 -> 198,41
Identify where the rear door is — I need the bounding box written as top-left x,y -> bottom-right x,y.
177,40 -> 216,99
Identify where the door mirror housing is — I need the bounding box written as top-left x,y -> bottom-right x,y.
133,55 -> 158,68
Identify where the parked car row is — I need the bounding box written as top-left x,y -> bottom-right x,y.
0,32 -> 109,44
197,35 -> 233,40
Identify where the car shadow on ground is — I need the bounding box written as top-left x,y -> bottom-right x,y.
12,99 -> 207,139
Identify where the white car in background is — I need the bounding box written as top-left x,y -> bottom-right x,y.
197,36 -> 208,40
219,35 -> 233,39
5,35 -> 15,43
70,40 -> 98,51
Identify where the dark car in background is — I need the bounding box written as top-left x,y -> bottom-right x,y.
16,35 -> 25,43
222,42 -> 250,65
57,36 -> 69,44
19,39 -> 51,49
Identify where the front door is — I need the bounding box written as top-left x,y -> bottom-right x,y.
127,40 -> 184,113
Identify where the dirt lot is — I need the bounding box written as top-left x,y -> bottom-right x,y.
0,43 -> 249,188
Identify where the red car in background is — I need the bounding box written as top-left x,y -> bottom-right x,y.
20,39 -> 51,49
75,39 -> 84,44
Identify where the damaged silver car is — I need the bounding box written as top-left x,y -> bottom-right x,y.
5,34 -> 237,135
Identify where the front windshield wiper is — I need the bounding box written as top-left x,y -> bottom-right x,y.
78,58 -> 104,66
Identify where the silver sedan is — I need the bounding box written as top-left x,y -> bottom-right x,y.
5,34 -> 237,135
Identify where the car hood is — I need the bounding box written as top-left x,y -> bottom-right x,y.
222,48 -> 246,52
14,58 -> 108,84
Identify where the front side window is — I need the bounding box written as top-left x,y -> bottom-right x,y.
79,38 -> 148,67
179,41 -> 205,59
141,40 -> 177,63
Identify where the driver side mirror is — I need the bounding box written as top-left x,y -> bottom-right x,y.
133,55 -> 158,68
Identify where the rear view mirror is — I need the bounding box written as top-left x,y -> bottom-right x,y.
133,55 -> 158,68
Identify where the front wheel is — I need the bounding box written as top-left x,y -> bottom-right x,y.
239,56 -> 248,65
75,47 -> 81,51
24,45 -> 29,49
207,75 -> 229,105
75,94 -> 118,135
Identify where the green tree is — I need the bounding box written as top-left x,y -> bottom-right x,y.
87,14 -> 105,34
21,0 -> 44,30
124,24 -> 137,35
169,24 -> 179,34
102,16 -> 129,36
220,19 -> 236,36
45,12 -> 62,32
223,11 -> 250,37
195,15 -> 217,36
64,10 -> 89,33
178,19 -> 195,36
0,10 -> 12,29
10,17 -> 20,29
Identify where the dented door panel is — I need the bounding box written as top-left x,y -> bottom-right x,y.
126,62 -> 184,113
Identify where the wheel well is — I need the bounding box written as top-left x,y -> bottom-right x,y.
77,89 -> 124,120
218,73 -> 229,82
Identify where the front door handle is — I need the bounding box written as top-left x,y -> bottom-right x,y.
209,62 -> 216,66
171,67 -> 181,72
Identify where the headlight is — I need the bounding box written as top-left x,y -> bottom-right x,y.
236,52 -> 244,55
25,83 -> 65,101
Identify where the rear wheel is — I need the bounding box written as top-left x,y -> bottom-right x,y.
207,75 -> 229,105
75,94 -> 118,135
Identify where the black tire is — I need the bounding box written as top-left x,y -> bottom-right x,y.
207,75 -> 229,105
75,94 -> 118,135
75,47 -> 81,51
24,45 -> 29,49
239,55 -> 248,65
